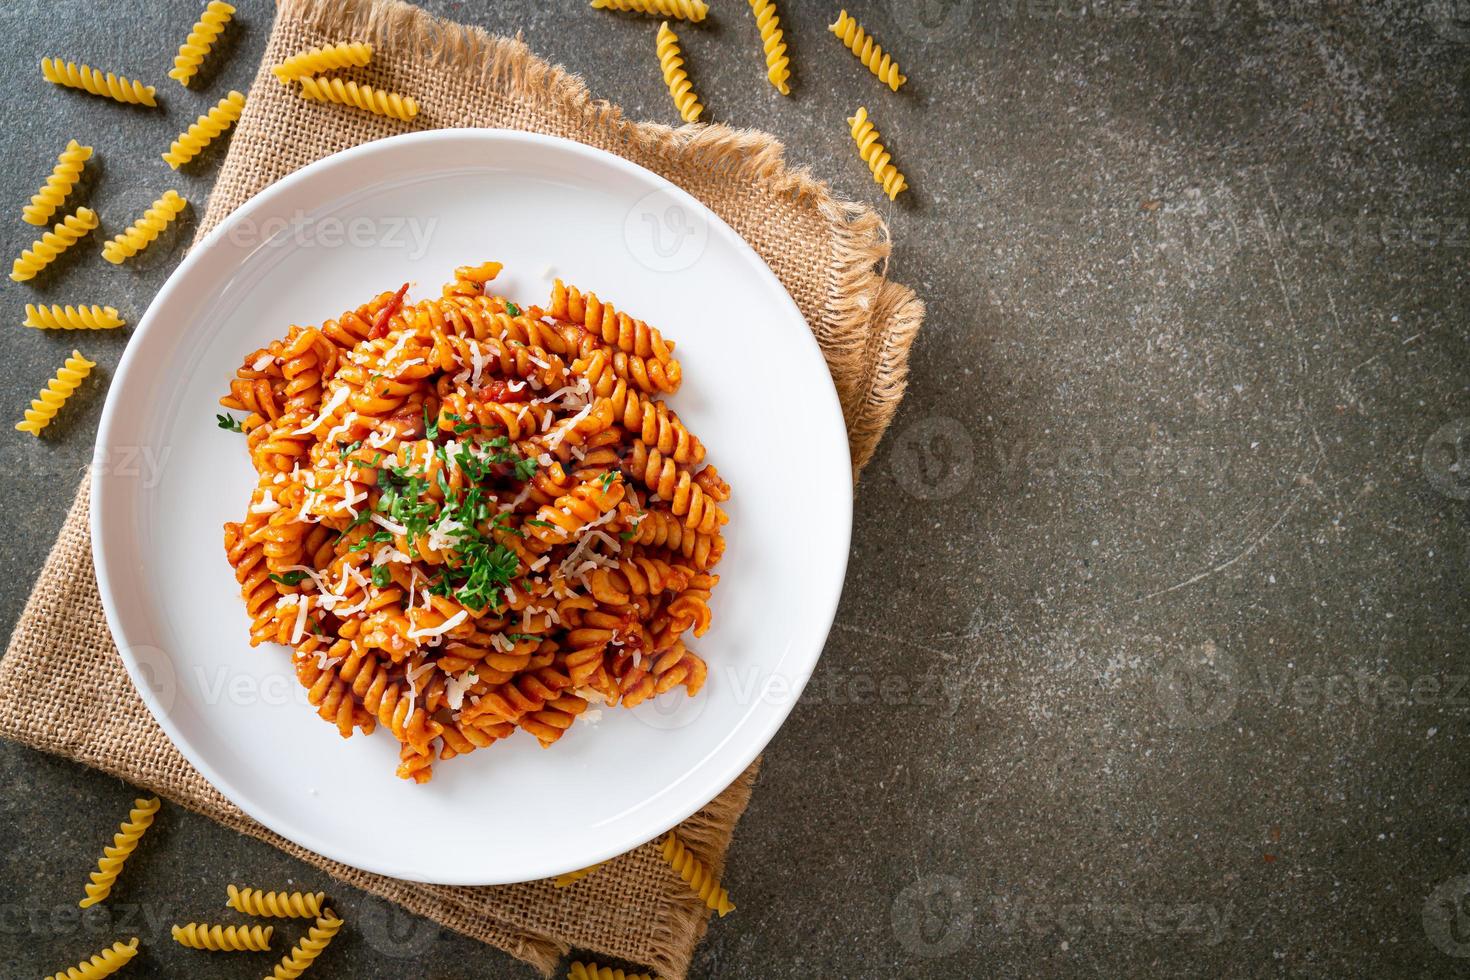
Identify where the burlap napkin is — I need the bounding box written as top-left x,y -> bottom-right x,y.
0,0 -> 922,976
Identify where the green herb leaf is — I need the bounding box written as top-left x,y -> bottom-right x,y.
216,414 -> 244,433
505,302 -> 521,317
371,565 -> 392,588
269,571 -> 307,586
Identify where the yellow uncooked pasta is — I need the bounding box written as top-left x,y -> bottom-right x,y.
829,10 -> 906,91
655,22 -> 703,123
297,75 -> 418,121
747,0 -> 790,95
553,861 -> 608,888
272,42 -> 373,83
78,796 -> 158,906
25,304 -> 124,330
41,59 -> 156,106
163,90 -> 245,169
226,884 -> 326,918
590,0 -> 708,20
568,963 -> 655,980
102,191 -> 187,265
847,106 -> 908,201
169,0 -> 235,86
171,922 -> 273,951
24,139 -> 92,226
660,830 -> 735,916
268,911 -> 342,979
43,938 -> 139,980
11,208 -> 97,282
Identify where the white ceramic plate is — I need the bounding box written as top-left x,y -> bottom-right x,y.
92,130 -> 851,885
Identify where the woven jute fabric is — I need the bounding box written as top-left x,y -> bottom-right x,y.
0,0 -> 922,976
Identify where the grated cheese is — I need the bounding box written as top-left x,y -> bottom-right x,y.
407,609 -> 468,639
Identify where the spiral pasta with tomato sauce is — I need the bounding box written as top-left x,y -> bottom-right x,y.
220,264 -> 728,782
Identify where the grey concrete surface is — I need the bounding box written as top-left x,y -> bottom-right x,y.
2,0 -> 1468,977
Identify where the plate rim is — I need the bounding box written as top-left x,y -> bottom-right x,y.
92,128 -> 853,884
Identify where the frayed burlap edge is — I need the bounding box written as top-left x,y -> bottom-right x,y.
277,0 -> 923,475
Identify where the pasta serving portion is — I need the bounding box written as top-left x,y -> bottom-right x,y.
220,263 -> 728,783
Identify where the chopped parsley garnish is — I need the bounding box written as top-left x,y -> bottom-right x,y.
269,571 -> 307,586
515,456 -> 539,481
505,302 -> 521,317
526,519 -> 553,528
371,565 -> 392,588
423,405 -> 439,440
216,414 -> 244,432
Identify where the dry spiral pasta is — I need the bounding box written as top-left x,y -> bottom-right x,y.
25,304 -> 124,330
220,265 -> 727,782
590,0 -> 708,21
11,208 -> 97,282
44,938 -> 139,980
661,829 -> 735,916
847,106 -> 908,201
102,190 -> 187,265
78,796 -> 159,907
24,139 -> 92,226
830,10 -> 906,91
568,963 -> 655,980
268,911 -> 342,979
553,860 -> 608,888
655,21 -> 703,124
163,91 -> 245,169
169,0 -> 235,86
297,75 -> 418,121
272,42 -> 373,83
41,58 -> 156,106
747,0 -> 791,95
226,884 -> 326,918
171,922 -> 274,951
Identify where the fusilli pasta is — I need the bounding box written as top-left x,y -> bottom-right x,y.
553,861 -> 608,888
296,75 -> 418,121
78,796 -> 159,907
655,22 -> 703,124
169,0 -> 236,86
219,265 -> 727,781
272,42 -> 373,83
23,139 -> 92,226
591,0 -> 707,22
747,0 -> 790,95
171,922 -> 273,951
268,911 -> 342,979
41,59 -> 156,106
11,208 -> 97,282
43,938 -> 139,980
661,829 -> 735,916
163,91 -> 245,169
226,884 -> 326,918
847,106 -> 908,200
101,190 -> 187,265
829,10 -> 906,91
24,304 -> 124,330
568,963 -> 655,980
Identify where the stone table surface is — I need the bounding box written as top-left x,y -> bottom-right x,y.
2,1 -> 1467,977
